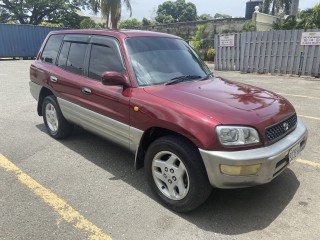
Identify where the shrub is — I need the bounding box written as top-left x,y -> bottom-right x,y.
242,22 -> 256,32
206,48 -> 215,61
80,18 -> 97,29
191,24 -> 207,59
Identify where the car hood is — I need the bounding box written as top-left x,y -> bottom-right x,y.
144,77 -> 295,126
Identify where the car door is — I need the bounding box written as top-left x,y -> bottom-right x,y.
76,35 -> 131,149
49,34 -> 90,107
31,34 -> 64,92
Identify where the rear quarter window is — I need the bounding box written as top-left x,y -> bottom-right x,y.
41,34 -> 64,64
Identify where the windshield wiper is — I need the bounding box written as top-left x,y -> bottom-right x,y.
164,75 -> 202,85
201,72 -> 214,80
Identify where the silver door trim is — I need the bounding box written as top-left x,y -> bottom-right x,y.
57,97 -> 143,154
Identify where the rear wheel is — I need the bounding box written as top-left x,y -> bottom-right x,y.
145,135 -> 212,212
42,96 -> 73,139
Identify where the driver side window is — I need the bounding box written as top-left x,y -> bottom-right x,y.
88,43 -> 124,81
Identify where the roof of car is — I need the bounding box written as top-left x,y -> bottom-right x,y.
49,29 -> 180,39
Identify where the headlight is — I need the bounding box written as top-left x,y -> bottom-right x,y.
216,126 -> 260,146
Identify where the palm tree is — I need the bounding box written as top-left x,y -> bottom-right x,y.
263,0 -> 272,14
298,3 -> 320,29
291,0 -> 299,16
90,0 -> 132,29
282,0 -> 292,15
262,0 -> 292,15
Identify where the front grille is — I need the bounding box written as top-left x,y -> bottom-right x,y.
265,114 -> 297,144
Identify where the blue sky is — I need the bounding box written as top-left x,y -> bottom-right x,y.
112,0 -> 319,20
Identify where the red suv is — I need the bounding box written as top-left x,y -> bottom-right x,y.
30,29 -> 308,212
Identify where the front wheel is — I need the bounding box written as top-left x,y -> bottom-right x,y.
42,96 -> 73,139
145,135 -> 212,212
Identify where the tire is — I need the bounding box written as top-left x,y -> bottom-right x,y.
145,135 -> 212,212
42,95 -> 73,139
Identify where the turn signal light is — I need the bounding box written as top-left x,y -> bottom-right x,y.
220,164 -> 262,176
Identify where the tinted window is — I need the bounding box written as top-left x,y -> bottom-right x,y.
57,42 -> 71,69
65,43 -> 87,76
41,35 -> 64,64
88,44 -> 124,81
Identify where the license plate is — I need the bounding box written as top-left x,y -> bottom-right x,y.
289,143 -> 301,163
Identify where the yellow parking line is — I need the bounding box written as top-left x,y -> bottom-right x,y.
0,154 -> 111,240
297,158 -> 320,168
298,115 -> 320,121
277,92 -> 320,100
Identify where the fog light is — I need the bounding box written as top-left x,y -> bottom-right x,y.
220,164 -> 261,176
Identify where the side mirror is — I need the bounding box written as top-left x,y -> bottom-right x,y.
101,71 -> 130,87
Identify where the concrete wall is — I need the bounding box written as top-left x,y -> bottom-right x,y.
252,12 -> 279,31
137,18 -> 248,40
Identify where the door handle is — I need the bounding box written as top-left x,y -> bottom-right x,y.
82,87 -> 92,95
50,76 -> 58,83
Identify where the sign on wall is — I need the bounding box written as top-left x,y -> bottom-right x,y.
219,35 -> 235,47
301,32 -> 320,46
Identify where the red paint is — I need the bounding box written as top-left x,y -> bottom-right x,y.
31,30 -> 296,151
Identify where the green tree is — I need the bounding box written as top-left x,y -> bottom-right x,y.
272,3 -> 320,30
89,0 -> 132,29
263,0 -> 272,14
272,15 -> 297,29
142,17 -> 151,26
45,9 -> 87,28
198,14 -> 213,21
155,0 -> 197,23
0,8 -> 10,23
0,0 -> 84,25
214,13 -> 232,19
262,0 -> 292,15
57,11 -> 87,28
156,13 -> 174,23
297,3 -> 320,29
119,18 -> 141,29
39,21 -> 64,27
80,17 -> 97,28
283,0 -> 293,15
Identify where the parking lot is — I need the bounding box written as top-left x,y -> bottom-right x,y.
0,60 -> 319,240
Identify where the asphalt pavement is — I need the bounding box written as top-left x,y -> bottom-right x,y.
0,60 -> 319,240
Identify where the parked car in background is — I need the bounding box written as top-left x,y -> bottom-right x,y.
30,30 -> 308,212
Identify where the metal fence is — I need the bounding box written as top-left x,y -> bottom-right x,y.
215,29 -> 320,77
0,24 -> 66,58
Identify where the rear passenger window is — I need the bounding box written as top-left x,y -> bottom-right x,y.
65,43 -> 87,76
57,42 -> 71,69
88,44 -> 124,81
41,35 -> 64,64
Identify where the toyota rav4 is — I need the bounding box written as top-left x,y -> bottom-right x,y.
29,30 -> 308,212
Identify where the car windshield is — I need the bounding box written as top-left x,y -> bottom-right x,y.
125,37 -> 211,87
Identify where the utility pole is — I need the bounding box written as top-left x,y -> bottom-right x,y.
291,0 -> 299,16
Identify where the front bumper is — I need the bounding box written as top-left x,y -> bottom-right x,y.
200,120 -> 308,189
